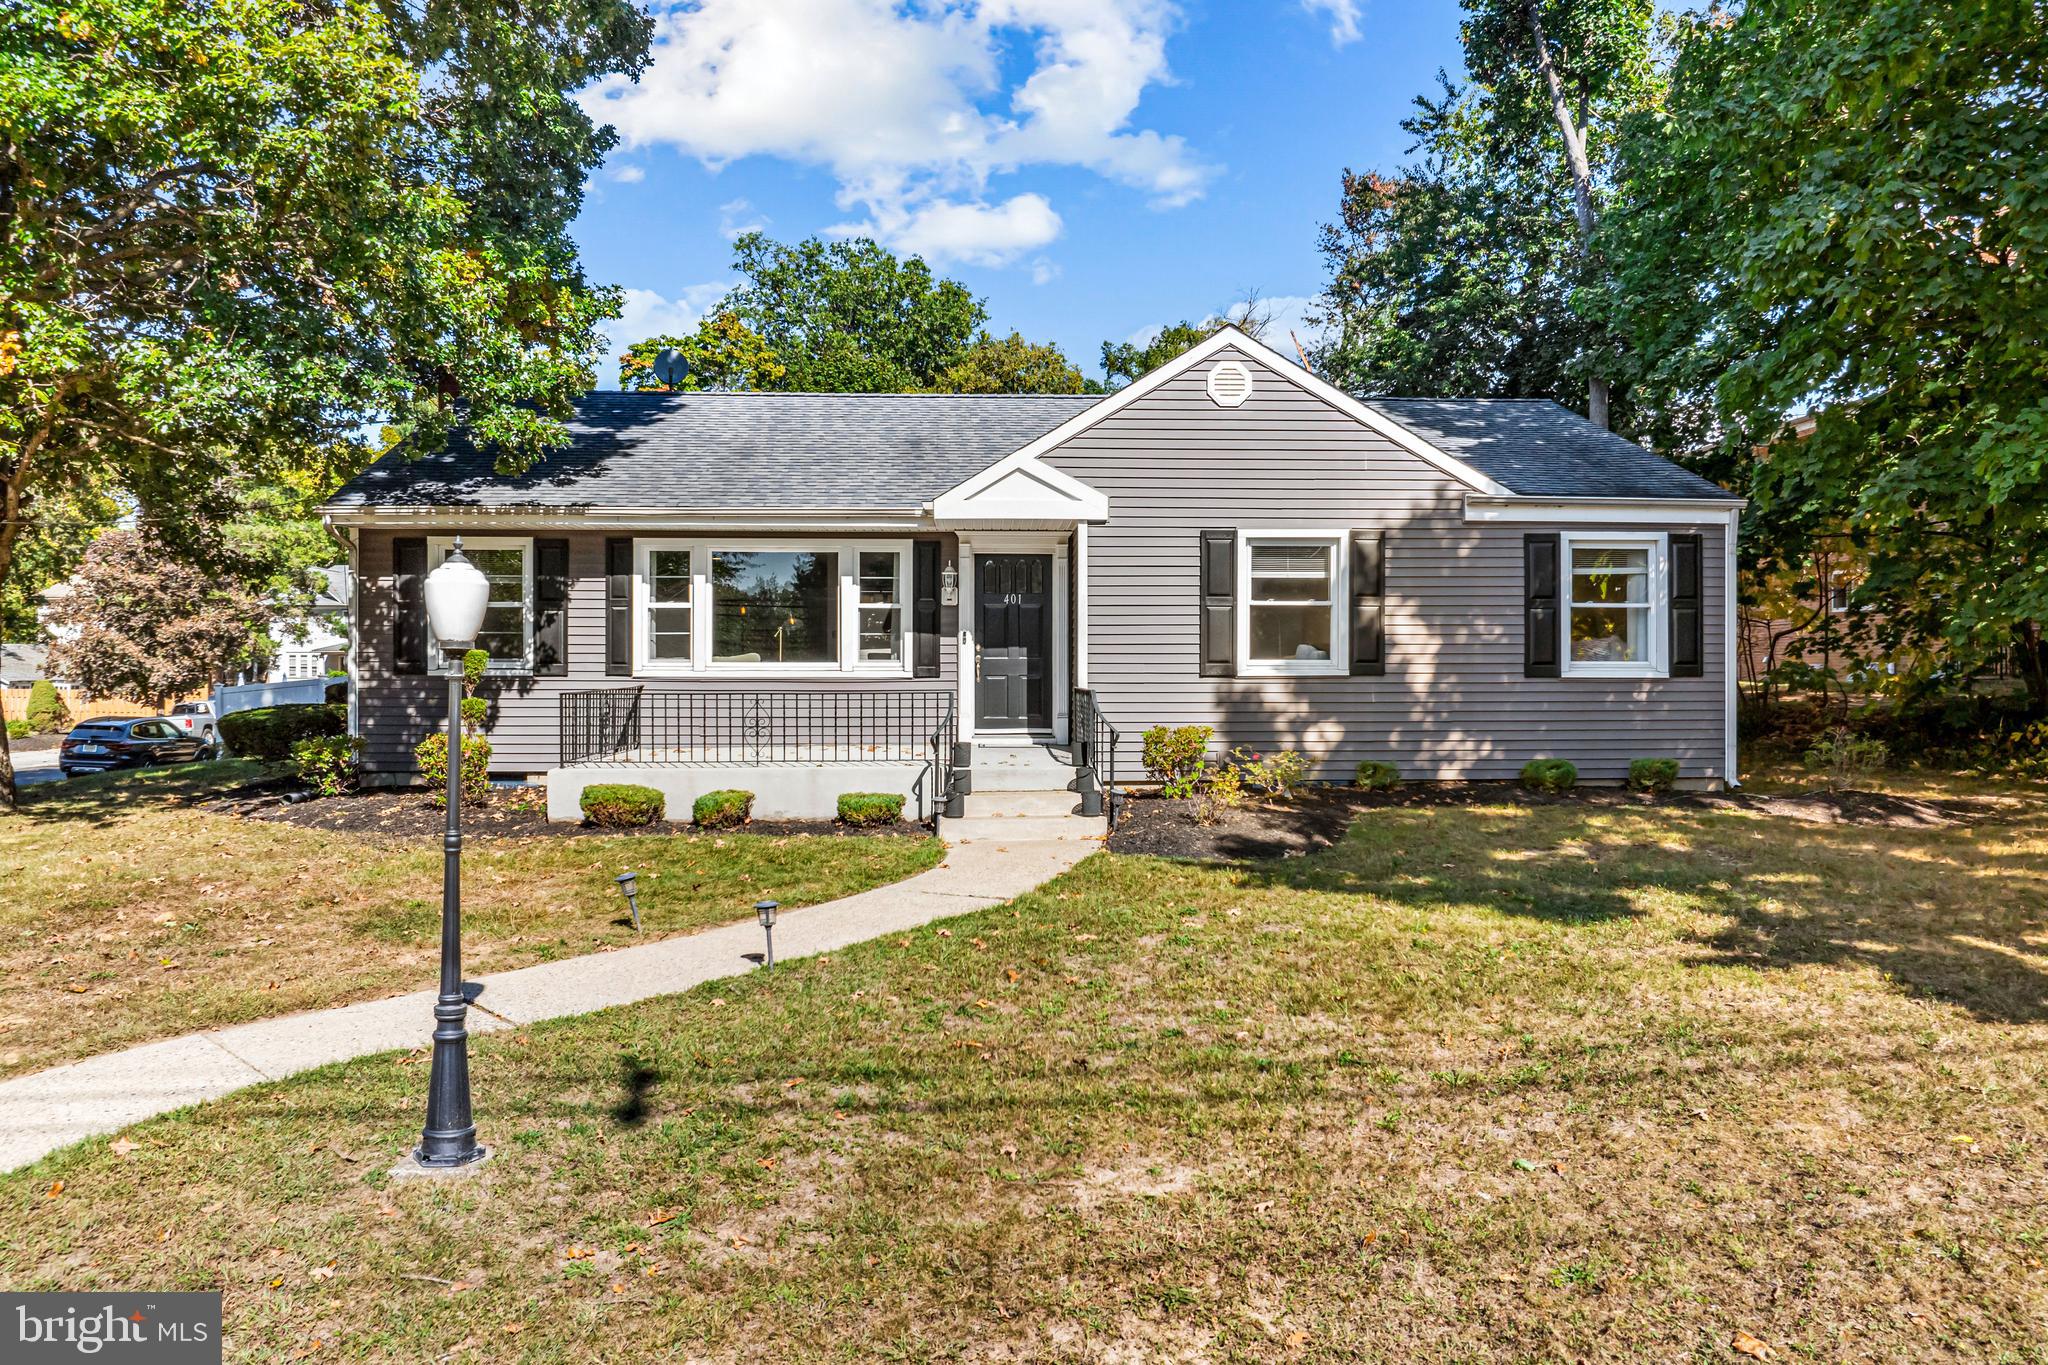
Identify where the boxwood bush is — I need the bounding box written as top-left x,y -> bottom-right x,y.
837,791 -> 905,826
1354,759 -> 1401,791
1520,758 -> 1578,793
219,703 -> 346,760
1627,757 -> 1681,793
581,783 -> 666,829
693,788 -> 754,828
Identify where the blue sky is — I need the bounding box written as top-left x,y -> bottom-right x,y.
571,0 -> 1471,387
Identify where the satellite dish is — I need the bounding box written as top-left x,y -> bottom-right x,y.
652,347 -> 691,388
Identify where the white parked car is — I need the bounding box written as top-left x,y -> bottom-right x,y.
164,700 -> 220,753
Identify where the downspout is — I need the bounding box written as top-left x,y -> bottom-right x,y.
1723,507 -> 1741,789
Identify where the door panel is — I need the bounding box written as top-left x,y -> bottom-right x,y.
977,554 -> 1052,730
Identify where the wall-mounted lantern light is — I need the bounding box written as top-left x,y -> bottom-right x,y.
940,559 -> 959,607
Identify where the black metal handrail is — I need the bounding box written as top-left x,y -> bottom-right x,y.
1072,686 -> 1122,830
560,686 -> 960,827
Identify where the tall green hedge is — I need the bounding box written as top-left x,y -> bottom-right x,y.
219,703 -> 347,760
24,679 -> 67,734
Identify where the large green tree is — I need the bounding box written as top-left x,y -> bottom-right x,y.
618,313 -> 788,392
0,0 -> 648,804
719,234 -> 987,392
1607,0 -> 2048,707
1316,0 -> 1659,428
931,332 -> 1088,395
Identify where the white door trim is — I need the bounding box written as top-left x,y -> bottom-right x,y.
956,533 -> 1070,745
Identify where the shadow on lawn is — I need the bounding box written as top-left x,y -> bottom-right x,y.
1236,801 -> 2048,1025
613,1054 -> 662,1128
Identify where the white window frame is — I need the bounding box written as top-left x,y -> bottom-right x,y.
427,535 -> 533,675
630,538 -> 913,679
1560,531 -> 1668,679
1235,529 -> 1349,678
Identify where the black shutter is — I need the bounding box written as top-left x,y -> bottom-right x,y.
912,540 -> 941,678
1524,533 -> 1561,678
1350,529 -> 1386,677
533,538 -> 570,677
605,537 -> 632,677
392,537 -> 426,675
1199,528 -> 1235,678
1669,533 -> 1704,678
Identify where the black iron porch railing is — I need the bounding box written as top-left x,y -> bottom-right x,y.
1071,686 -> 1121,830
558,686 -> 959,829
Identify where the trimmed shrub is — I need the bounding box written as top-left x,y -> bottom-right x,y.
581,783 -> 665,829
693,788 -> 754,828
1520,758 -> 1577,793
24,679 -> 67,734
6,718 -> 31,740
1141,724 -> 1213,799
293,735 -> 362,797
1628,758 -> 1681,793
414,731 -> 493,806
459,696 -> 489,733
1231,747 -> 1309,801
219,703 -> 346,760
838,792 -> 906,826
1354,760 -> 1401,791
1194,763 -> 1246,824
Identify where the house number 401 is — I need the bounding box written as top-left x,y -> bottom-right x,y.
1002,593 -> 1023,605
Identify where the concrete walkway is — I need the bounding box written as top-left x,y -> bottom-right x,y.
0,825 -> 1097,1173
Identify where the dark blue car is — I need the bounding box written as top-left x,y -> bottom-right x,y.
59,717 -> 211,778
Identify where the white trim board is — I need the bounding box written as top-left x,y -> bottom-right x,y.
954,534 -> 1070,746
1465,496 -> 1746,525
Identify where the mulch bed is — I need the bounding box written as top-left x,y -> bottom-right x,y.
1105,781 -> 2022,862
203,780 -> 927,841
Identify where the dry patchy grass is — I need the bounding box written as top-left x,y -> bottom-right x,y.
4,775 -> 2048,1361
0,763 -> 942,1077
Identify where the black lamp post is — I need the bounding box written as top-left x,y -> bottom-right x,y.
755,899 -> 779,970
412,540 -> 491,1171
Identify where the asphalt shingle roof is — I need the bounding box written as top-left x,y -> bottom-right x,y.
1363,398 -> 1736,500
1,642 -> 50,685
323,391 -> 1101,513
323,388 -> 1737,514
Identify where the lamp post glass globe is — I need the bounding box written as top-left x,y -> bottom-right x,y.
425,541 -> 491,650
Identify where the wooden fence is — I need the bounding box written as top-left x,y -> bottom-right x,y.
2,686 -> 207,725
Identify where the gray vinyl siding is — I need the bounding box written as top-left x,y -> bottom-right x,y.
1047,346 -> 1732,784
354,530 -> 960,777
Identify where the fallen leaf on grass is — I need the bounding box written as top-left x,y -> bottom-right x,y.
646,1211 -> 678,1227
610,1281 -> 627,1294
1285,1330 -> 1310,1348
109,1139 -> 139,1158
310,1263 -> 336,1281
503,1323 -> 526,1335
936,929 -> 952,938
1732,1330 -> 1775,1360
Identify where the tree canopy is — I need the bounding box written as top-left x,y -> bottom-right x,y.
931,332 -> 1087,395
0,0 -> 649,802
619,313 -> 788,392
1604,0 -> 2048,705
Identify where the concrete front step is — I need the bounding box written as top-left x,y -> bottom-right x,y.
942,814 -> 1104,843
962,789 -> 1084,819
970,741 -> 1080,792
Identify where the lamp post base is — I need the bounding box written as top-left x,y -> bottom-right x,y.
389,1146 -> 494,1180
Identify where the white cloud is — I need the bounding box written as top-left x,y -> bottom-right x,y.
718,197 -> 769,239
1254,294 -> 1331,364
609,164 -> 647,183
1302,0 -> 1363,45
579,0 -> 1215,265
1030,257 -> 1061,286
841,192 -> 1062,266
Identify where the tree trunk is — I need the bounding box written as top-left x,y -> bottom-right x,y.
2019,621 -> 2048,715
0,716 -> 14,813
1524,1 -> 1610,428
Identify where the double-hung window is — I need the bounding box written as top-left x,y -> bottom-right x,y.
428,537 -> 532,673
1237,531 -> 1347,676
633,540 -> 910,675
1561,533 -> 1667,676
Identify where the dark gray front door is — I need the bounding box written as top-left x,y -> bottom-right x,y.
977,554 -> 1052,731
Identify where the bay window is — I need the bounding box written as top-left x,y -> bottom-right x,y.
633,539 -> 910,675
1561,533 -> 1667,676
428,537 -> 531,671
1237,531 -> 1347,676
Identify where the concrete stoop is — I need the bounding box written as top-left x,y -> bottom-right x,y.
969,740 -> 1082,792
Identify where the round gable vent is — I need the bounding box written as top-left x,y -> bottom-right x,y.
1206,359 -> 1254,407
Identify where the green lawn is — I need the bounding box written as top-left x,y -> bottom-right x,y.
6,771 -> 2046,1359
0,762 -> 943,1078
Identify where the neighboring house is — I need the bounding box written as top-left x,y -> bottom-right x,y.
266,565 -> 352,682
319,328 -> 1742,820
